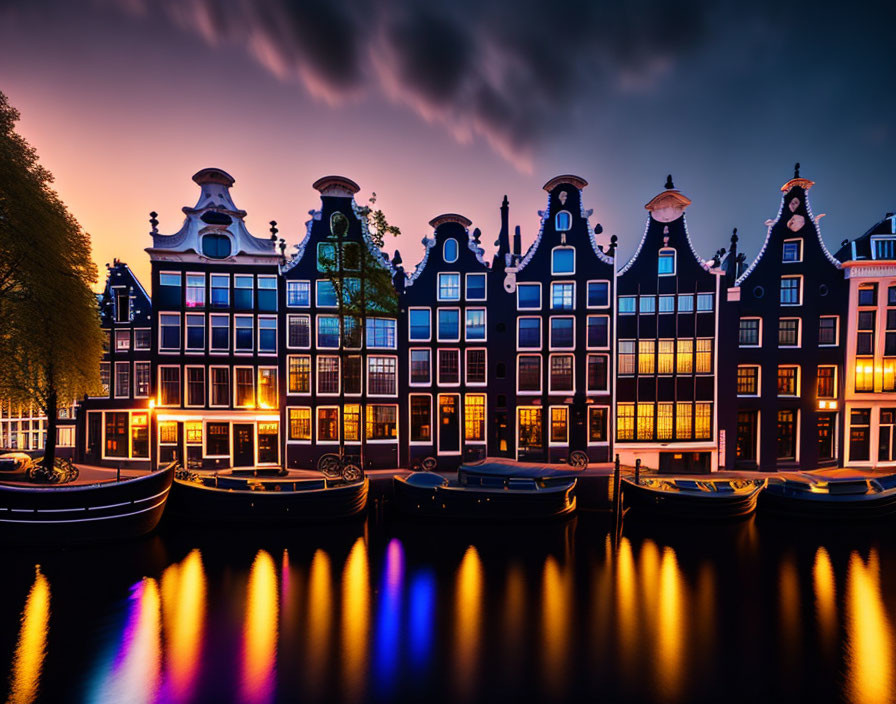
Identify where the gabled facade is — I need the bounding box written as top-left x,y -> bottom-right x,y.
837,210 -> 896,467
500,175 -> 615,463
615,178 -> 725,472
732,167 -> 847,470
280,176 -> 400,470
400,214 -> 491,468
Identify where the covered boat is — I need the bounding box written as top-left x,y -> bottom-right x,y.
622,477 -> 765,519
760,474 -> 896,519
0,461 -> 176,544
168,470 -> 368,522
457,457 -> 582,486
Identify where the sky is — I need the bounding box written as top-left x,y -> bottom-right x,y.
0,0 -> 894,290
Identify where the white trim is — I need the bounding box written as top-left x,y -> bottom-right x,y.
184,312 -> 205,352
657,247 -> 677,277
208,313 -> 230,353
779,274 -> 804,307
286,355 -> 312,396
548,315 -> 576,351
436,307 -> 461,342
233,314 -> 254,354
286,314 -> 312,350
736,364 -> 761,397
516,354 -> 542,395
208,366 -> 231,407
257,314 -> 278,355
285,280 -> 311,308
233,366 -> 256,409
548,353 -> 576,395
315,279 -> 338,308
285,406 -> 312,443
316,355 -> 341,396
586,279 -> 611,309
184,365 -> 206,408
408,393 -> 434,446
516,282 -> 542,311
464,392 -> 487,444
549,280 -> 576,311
437,272 -> 462,302
443,238 -> 459,263
516,316 -> 542,350
157,365 -> 181,407
113,361 -> 130,399
587,405 -> 611,446
585,353 -> 610,394
436,348 -> 461,387
550,246 -> 576,276
408,307 -> 433,342
464,307 -> 487,342
548,405 -> 569,446
464,347 -> 488,386
315,314 -> 341,349
738,316 -> 763,348
316,405 -> 341,443
409,347 -> 432,386
819,315 -> 840,347
158,311 -> 181,353
436,393 -> 462,456
777,316 -> 802,348
465,273 -> 487,301
366,355 -> 399,397
782,237 -> 803,263
586,314 -> 611,350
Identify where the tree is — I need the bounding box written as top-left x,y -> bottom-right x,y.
0,91 -> 104,468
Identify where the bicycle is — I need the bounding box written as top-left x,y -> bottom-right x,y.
317,451 -> 364,482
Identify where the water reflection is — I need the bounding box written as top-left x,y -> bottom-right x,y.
373,539 -> 404,697
305,549 -> 332,698
408,569 -> 435,670
241,550 -> 278,704
540,555 -> 571,697
812,546 -> 837,658
453,545 -> 483,701
655,547 -> 684,702
161,549 -> 206,704
341,538 -> 369,703
6,566 -> 50,704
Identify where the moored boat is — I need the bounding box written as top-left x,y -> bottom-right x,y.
622,476 -> 765,519
760,474 -> 896,519
0,460 -> 176,544
168,469 -> 369,522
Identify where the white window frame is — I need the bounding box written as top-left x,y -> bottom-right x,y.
736,365 -> 761,398
286,314 -> 312,350
185,271 -> 206,308
133,361 -> 150,399
437,272 -> 461,302
408,393 -> 433,446
778,317 -> 802,349
366,317 -> 398,350
233,366 -> 256,409
586,280 -> 610,309
551,246 -> 576,276
257,315 -> 278,355
158,312 -> 181,353
549,315 -> 576,351
782,238 -> 803,263
286,280 -> 311,308
114,361 -> 130,399
316,405 -> 340,444
157,365 -> 181,407
366,355 -> 399,397
443,238 -> 459,263
257,366 -> 278,409
184,365 -> 206,408
586,314 -> 611,350
658,248 -> 677,276
316,315 -> 341,349
587,406 -> 611,446
209,365 -> 231,407
233,314 -> 254,354
819,315 -> 840,347
780,275 -> 803,307
586,353 -> 610,394
114,329 -> 130,351
409,348 -> 432,387
286,354 -> 312,396
465,273 -> 487,301
408,307 -> 432,343
436,348 -> 461,387
316,355 -> 341,397
185,312 -> 206,352
555,210 -> 572,232
550,281 -> 576,311
286,406 -> 313,444
464,307 -> 487,342
516,316 -> 542,350
516,354 -> 542,395
548,405 -> 570,446
548,353 -> 576,394
436,307 -> 461,343
315,279 -> 338,308
738,317 -> 763,348
208,313 -> 230,354
465,347 -> 488,387
778,364 -> 801,397
133,328 -> 151,350
516,283 -> 542,311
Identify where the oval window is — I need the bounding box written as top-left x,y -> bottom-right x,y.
753,285 -> 765,299
201,234 -> 232,259
444,238 -> 458,263
819,284 -> 829,296
555,211 -> 571,231
330,212 -> 349,238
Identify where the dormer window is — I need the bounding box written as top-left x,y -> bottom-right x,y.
443,238 -> 458,263
782,239 -> 802,263
555,211 -> 572,232
552,247 -> 575,275
658,249 -> 676,276
873,237 -> 896,261
330,212 -> 349,239
201,234 -> 231,259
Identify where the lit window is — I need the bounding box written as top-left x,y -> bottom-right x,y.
657,403 -> 674,440
317,408 -> 339,442
550,407 -> 569,443
637,403 -> 654,440
777,366 -> 799,396
616,404 -> 634,441
658,249 -> 676,276
289,408 -> 311,441
618,340 -> 636,375
817,367 -> 836,399
366,405 -> 397,440
235,368 -> 254,407
288,356 -> 311,394
855,358 -> 874,392
737,366 -> 759,395
638,340 -> 655,374
696,339 -> 712,373
588,407 -> 607,443
465,394 -> 486,442
676,402 -> 692,439
552,247 -> 575,275
443,238 -> 458,263
695,403 -> 712,439
186,274 -> 205,307
677,339 -> 693,374
657,340 -> 674,374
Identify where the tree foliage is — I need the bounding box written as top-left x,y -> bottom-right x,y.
0,91 -> 104,466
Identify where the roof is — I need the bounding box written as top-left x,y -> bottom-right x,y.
459,458 -> 580,478
836,212 -> 896,262
543,174 -> 588,192
312,175 -> 360,196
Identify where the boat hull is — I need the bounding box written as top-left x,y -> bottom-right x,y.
759,485 -> 896,519
622,478 -> 761,519
0,465 -> 174,544
168,476 -> 369,522
393,475 -> 576,521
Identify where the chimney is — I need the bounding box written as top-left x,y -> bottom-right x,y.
513,225 -> 522,258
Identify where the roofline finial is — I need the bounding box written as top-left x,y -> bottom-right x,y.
794,162 -> 801,178
665,174 -> 675,190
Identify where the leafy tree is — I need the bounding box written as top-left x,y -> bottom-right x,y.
0,91 -> 104,468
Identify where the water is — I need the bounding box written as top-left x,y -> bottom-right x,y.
1,511 -> 895,704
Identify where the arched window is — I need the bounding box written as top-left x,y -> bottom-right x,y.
658,248 -> 676,276
443,238 -> 458,263
330,211 -> 349,238
555,211 -> 572,232
201,234 -> 232,259
552,247 -> 575,275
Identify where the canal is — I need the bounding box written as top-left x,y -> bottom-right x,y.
1,511 -> 894,703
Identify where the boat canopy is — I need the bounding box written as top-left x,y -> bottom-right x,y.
459,458 -> 579,479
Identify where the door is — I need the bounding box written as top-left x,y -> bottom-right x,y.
736,410 -> 758,466
438,395 -> 460,454
86,412 -> 102,463
817,412 -> 836,462
517,407 -> 544,461
233,423 -> 255,467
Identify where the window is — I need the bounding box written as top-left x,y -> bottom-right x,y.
874,238 -> 896,260
858,283 -> 878,307
287,315 -> 311,348
657,340 -> 674,374
518,356 -> 541,392
206,423 -> 229,456
777,410 -> 797,460
438,273 -> 460,301
552,248 -> 575,275
466,349 -> 486,385
134,329 -> 150,350
316,280 -> 337,308
517,284 -> 541,310
855,358 -> 875,392
818,316 -> 838,346
257,276 -> 277,312
885,358 -> 896,393
104,412 -> 128,458
678,294 -> 694,313
437,309 -> 460,341
201,234 -> 231,259
618,340 -> 636,375
817,366 -> 836,399
317,316 -> 340,348
234,275 -> 254,309
287,280 -> 310,307
518,318 -> 541,349
186,367 -> 205,407
288,356 -> 311,394
850,409 -> 871,461
410,396 -> 432,442
550,355 -> 574,392
637,403 -> 654,440
782,240 -> 802,262
587,316 -> 609,348
618,296 -> 636,315
465,395 -> 486,442
367,318 -> 397,348
317,408 -> 339,442
343,243 -> 361,271
134,362 -> 150,398
465,309 -> 486,341
257,368 -> 277,408
186,313 -> 205,350
366,405 -> 398,440
778,366 -> 798,396
437,349 -> 460,385
639,296 -> 655,314
738,318 -> 761,347
587,281 -> 609,308
158,272 -> 181,308
57,426 -> 75,448
696,293 -> 714,312
658,295 -> 675,314
555,211 -> 571,231
115,330 -> 130,351
115,290 -> 130,323
160,313 -> 180,351
159,367 -> 180,406
186,274 -> 205,308
778,318 -> 800,347
677,339 -> 693,374
676,402 -> 692,439
210,315 -> 229,351
317,357 -> 340,395
210,367 -> 230,406
658,249 -> 676,275
317,242 -> 337,272
695,403 -> 712,440
780,277 -> 801,305
343,404 -> 361,441
616,404 -> 634,441
737,366 -> 759,396
443,238 -> 458,263
657,403 -> 673,440
368,357 -> 397,395
234,367 -> 254,407
587,354 -> 608,392
410,349 -> 431,385
409,309 -> 431,341
857,309 -> 875,355
638,340 -> 655,374
588,407 -> 608,443
466,273 -> 486,301
551,282 -> 574,310
114,362 -> 130,398
549,407 -> 568,444
289,408 -> 312,441
210,274 -> 229,307
696,339 -> 713,373
343,316 -> 361,349
550,317 -> 574,348
234,316 -> 253,352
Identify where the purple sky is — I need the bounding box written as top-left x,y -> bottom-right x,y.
1,0 -> 893,289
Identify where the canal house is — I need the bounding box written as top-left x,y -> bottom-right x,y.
145,168 -> 283,469
499,175 -> 615,464
615,177 -> 726,473
280,176 -> 400,470
732,166 -> 847,470
401,214 -> 491,468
